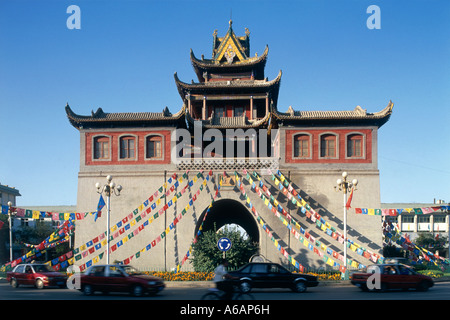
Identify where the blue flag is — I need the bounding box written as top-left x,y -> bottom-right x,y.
95,195 -> 106,222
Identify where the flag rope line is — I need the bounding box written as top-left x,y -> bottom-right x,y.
175,173 -> 222,272
271,170 -> 383,265
240,171 -> 354,272
234,172 -> 307,272
50,171 -> 213,271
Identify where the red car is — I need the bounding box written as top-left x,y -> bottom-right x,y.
351,264 -> 434,292
7,263 -> 68,289
80,264 -> 165,297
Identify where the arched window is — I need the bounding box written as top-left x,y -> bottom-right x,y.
146,135 -> 163,159
119,136 -> 136,159
320,134 -> 337,158
93,136 -> 110,160
347,134 -> 363,158
293,134 -> 310,158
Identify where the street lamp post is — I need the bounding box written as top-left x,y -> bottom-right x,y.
334,171 -> 358,280
7,201 -> 14,262
96,175 -> 122,265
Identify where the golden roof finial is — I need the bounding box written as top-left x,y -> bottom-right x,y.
229,19 -> 232,27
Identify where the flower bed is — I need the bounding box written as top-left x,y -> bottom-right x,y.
143,271 -> 215,281
142,271 -> 342,281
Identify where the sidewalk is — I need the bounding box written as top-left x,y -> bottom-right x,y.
165,277 -> 450,288
164,280 -> 353,288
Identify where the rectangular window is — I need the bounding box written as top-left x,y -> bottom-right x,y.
120,137 -> 135,159
294,135 -> 310,158
146,136 -> 163,159
418,216 -> 430,223
215,107 -> 226,117
402,215 -> 414,223
347,134 -> 363,157
234,106 -> 244,117
320,135 -> 336,158
94,136 -> 109,159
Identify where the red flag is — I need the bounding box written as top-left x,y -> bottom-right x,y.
346,188 -> 354,209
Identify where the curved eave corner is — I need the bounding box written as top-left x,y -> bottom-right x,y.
373,100 -> 394,128
272,100 -> 394,128
65,103 -> 83,130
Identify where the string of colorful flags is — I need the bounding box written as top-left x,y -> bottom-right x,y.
120,171 -> 215,267
266,170 -> 383,265
355,205 -> 449,216
52,171 -> 213,272
239,171 -> 362,272
383,219 -> 449,266
234,171 -> 309,272
1,204 -> 95,222
8,167 -> 448,274
175,174 -> 223,272
72,171 -> 196,265
3,218 -> 75,270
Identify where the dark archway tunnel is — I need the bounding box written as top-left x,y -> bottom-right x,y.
194,199 -> 260,244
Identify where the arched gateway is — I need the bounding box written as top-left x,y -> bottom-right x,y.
195,199 -> 260,244
67,21 -> 392,272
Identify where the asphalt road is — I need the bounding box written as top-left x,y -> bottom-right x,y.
1,279 -> 449,301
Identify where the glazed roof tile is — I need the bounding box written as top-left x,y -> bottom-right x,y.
65,104 -> 186,129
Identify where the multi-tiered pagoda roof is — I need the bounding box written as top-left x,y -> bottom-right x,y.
66,20 -> 393,131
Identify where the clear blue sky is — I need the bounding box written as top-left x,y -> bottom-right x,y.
0,0 -> 449,206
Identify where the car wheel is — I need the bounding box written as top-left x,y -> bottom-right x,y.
10,278 -> 18,288
35,279 -> 45,289
293,281 -> 307,293
379,283 -> 387,292
131,285 -> 144,297
83,284 -> 94,296
417,281 -> 430,292
239,281 -> 252,293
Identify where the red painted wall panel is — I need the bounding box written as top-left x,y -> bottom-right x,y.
285,129 -> 373,164
84,130 -> 172,166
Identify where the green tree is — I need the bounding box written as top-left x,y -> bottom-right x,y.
415,233 -> 448,257
383,244 -> 406,258
191,225 -> 259,272
14,221 -> 69,262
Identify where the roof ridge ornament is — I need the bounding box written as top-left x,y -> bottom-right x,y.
354,105 -> 367,116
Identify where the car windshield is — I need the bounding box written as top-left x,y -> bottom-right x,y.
121,266 -> 142,275
398,264 -> 416,275
33,265 -> 54,272
270,264 -> 289,274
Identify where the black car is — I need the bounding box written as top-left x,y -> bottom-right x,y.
228,262 -> 319,293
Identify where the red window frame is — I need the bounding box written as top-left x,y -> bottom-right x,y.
293,134 -> 310,158
119,136 -> 136,160
93,136 -> 110,160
